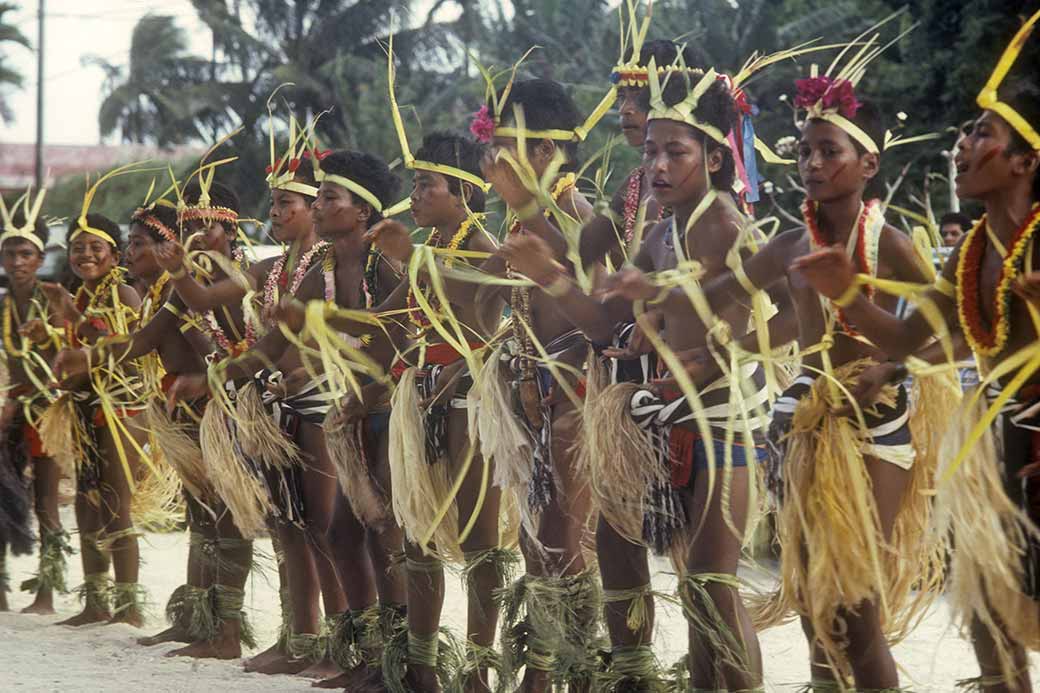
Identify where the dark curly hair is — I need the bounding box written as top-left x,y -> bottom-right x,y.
414,132 -> 487,213
492,78 -> 583,171
6,210 -> 49,251
67,213 -> 123,252
658,70 -> 738,190
1000,80 -> 1040,201
320,150 -> 401,227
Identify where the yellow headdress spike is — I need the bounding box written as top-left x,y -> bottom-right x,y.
176,127 -> 243,227
0,188 -> 47,252
977,9 -> 1040,151
793,11 -> 916,155
386,35 -> 490,202
129,177 -> 181,243
70,161 -> 155,246
609,0 -> 655,87
265,85 -> 323,198
646,57 -> 728,145
471,46 -> 612,144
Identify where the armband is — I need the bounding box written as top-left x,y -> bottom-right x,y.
833,281 -> 862,308
933,275 -> 955,298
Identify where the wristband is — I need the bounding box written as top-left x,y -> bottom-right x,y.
733,263 -> 758,297
170,265 -> 188,280
832,281 -> 861,308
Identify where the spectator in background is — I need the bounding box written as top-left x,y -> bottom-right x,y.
939,211 -> 972,247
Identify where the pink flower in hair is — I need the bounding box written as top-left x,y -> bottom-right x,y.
469,105 -> 495,143
826,79 -> 861,118
794,76 -> 833,110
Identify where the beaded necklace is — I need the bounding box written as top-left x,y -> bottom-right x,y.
201,245 -> 256,357
622,167 -> 667,243
261,239 -> 329,316
140,272 -> 171,325
803,198 -> 880,336
956,205 -> 1040,357
321,243 -> 378,308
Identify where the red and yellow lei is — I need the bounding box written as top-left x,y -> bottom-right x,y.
802,198 -> 877,336
955,205 -> 1040,357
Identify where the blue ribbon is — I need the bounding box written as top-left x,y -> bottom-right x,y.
742,105 -> 761,203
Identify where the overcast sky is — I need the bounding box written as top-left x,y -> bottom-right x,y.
0,0 -> 456,146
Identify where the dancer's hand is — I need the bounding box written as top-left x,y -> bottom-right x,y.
834,361 -> 900,416
481,149 -> 536,213
39,282 -> 76,323
649,346 -> 719,391
329,392 -> 368,428
499,233 -> 558,286
154,242 -> 187,274
421,360 -> 464,409
790,246 -> 857,301
1013,271 -> 1040,307
165,374 -> 209,415
365,220 -> 414,264
599,267 -> 658,302
19,319 -> 50,345
602,316 -> 660,360
52,347 -> 90,382
270,296 -> 306,334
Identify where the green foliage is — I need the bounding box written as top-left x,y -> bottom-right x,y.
0,2 -> 31,123
89,0 -> 1039,227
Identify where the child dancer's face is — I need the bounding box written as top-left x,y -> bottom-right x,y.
269,188 -> 313,244
410,171 -> 465,229
1,239 -> 43,290
126,225 -> 163,280
69,236 -> 118,283
310,181 -> 368,240
617,85 -> 650,148
954,111 -> 1036,201
643,118 -> 719,207
797,119 -> 877,203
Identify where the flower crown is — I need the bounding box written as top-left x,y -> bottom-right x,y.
131,204 -> 178,243
794,76 -> 861,119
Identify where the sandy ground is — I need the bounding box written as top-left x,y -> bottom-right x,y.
1,507 -> 1038,692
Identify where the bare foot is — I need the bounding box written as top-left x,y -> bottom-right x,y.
256,653 -> 313,676
138,625 -> 192,646
57,607 -> 111,626
244,642 -> 285,672
167,638 -> 242,660
21,593 -> 56,615
313,663 -> 382,690
297,656 -> 340,679
108,609 -> 145,628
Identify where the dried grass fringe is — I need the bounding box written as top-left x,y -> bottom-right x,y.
234,382 -> 300,469
585,382 -> 670,547
146,402 -> 211,501
131,452 -> 184,533
37,394 -> 79,478
199,399 -> 273,538
749,360 -> 946,678
934,389 -> 1040,684
324,408 -> 391,529
389,367 -> 461,562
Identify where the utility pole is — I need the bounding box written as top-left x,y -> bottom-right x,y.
33,0 -> 44,191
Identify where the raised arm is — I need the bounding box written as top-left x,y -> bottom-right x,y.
792,239 -> 963,361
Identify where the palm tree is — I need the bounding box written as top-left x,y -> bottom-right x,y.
92,14 -> 212,146
0,2 -> 31,123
